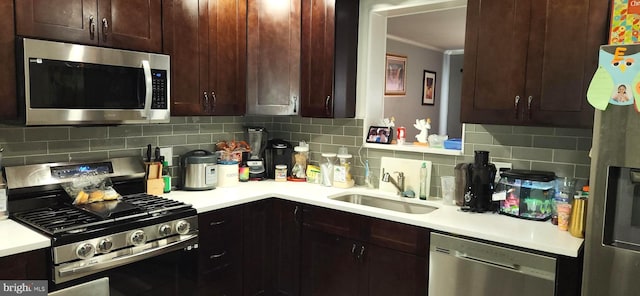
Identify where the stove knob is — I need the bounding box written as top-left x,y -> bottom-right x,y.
97,238 -> 113,252
76,243 -> 95,259
158,224 -> 172,236
129,230 -> 147,246
175,220 -> 191,235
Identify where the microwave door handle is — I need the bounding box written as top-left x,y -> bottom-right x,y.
141,60 -> 152,118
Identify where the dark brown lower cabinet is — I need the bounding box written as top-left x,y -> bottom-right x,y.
300,229 -> 362,296
197,205 -> 243,295
199,198 -> 429,296
243,199 -> 301,296
300,205 -> 429,296
243,199 -> 272,296
366,245 -> 427,296
271,200 -> 302,296
0,248 -> 47,280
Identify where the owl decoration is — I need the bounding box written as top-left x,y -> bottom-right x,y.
587,45 -> 640,112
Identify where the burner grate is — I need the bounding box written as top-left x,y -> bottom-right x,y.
14,207 -> 105,235
12,193 -> 192,238
122,193 -> 190,214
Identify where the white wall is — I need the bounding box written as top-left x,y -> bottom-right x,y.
357,0 -> 466,140
384,39 -> 443,140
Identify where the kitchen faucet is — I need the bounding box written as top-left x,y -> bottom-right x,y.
382,169 -> 405,195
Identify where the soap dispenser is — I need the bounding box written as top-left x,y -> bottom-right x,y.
419,162 -> 428,200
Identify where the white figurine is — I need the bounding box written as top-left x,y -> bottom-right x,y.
379,117 -> 395,127
414,118 -> 431,143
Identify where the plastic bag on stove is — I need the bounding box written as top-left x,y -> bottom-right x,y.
62,174 -> 121,205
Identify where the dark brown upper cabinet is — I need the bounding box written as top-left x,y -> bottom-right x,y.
460,0 -> 609,128
15,0 -> 162,53
245,0 -> 301,116
0,0 -> 16,120
163,0 -> 246,116
300,0 -> 359,118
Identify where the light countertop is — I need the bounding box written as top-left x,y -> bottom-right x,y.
166,180 -> 584,257
0,219 -> 50,257
0,180 -> 584,258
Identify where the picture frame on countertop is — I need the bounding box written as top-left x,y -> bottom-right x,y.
366,126 -> 393,144
384,54 -> 407,96
422,70 -> 436,105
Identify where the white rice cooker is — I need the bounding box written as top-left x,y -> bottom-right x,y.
181,150 -> 217,190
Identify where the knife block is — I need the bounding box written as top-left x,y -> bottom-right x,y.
145,162 -> 164,196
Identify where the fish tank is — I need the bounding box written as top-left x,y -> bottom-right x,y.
495,169 -> 556,221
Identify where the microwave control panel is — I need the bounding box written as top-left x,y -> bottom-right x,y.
151,70 -> 168,109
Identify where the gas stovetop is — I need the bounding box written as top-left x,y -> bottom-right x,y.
5,157 -> 198,246
5,157 -> 200,285
13,193 -> 194,239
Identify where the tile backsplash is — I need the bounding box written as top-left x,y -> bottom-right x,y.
0,117 -> 592,196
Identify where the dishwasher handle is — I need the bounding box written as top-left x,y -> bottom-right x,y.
455,251 -> 520,271
430,233 -> 557,282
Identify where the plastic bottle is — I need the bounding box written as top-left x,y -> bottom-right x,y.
239,162 -> 249,182
364,160 -> 373,188
334,151 -> 354,188
161,160 -> 171,193
419,162 -> 427,200
291,142 -> 309,180
320,153 -> 336,187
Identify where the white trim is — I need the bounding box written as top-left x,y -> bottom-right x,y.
444,49 -> 464,55
387,34 -> 444,52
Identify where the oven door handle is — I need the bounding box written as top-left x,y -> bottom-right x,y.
141,60 -> 152,118
57,234 -> 197,280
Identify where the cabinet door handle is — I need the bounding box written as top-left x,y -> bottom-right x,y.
209,220 -> 226,226
514,96 -> 520,119
351,243 -> 357,260
89,15 -> 96,40
324,95 -> 331,115
209,250 -> 227,259
203,91 -> 209,111
101,18 -> 109,41
356,245 -> 365,262
527,96 -> 533,119
292,96 -> 298,113
211,91 -> 216,112
294,205 -> 301,225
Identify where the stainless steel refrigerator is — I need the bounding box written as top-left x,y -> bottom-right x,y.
584,43 -> 640,294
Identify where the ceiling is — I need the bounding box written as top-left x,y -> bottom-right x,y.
386,7 -> 467,52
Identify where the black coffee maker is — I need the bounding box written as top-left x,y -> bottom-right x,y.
264,139 -> 293,179
462,150 -> 497,212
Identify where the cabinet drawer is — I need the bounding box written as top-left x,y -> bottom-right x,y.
368,218 -> 429,256
198,206 -> 242,248
199,247 -> 240,273
198,262 -> 241,296
198,206 -> 242,273
302,205 -> 365,240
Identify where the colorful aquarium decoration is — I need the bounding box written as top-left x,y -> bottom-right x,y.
610,0 -> 640,44
495,170 -> 556,221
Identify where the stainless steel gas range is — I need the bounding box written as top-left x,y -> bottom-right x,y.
5,157 -> 199,294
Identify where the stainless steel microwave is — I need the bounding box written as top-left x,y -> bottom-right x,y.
17,38 -> 170,126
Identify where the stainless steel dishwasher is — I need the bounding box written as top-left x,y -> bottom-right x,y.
428,232 -> 557,296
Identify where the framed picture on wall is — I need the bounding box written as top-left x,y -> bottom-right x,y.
384,54 -> 407,96
422,70 -> 436,105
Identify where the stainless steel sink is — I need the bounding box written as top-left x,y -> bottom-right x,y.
329,193 -> 438,214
